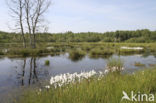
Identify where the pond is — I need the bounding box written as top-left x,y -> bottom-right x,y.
0,53 -> 156,101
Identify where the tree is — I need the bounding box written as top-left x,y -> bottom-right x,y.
7,0 -> 51,48
7,0 -> 27,48
24,0 -> 51,48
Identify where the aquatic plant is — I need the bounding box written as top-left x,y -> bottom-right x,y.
68,50 -> 86,61
106,57 -> 124,72
89,48 -> 114,57
134,62 -> 145,67
45,60 -> 50,66
0,50 -> 4,55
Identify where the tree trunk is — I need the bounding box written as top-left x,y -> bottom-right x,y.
25,0 -> 33,48
19,0 -> 26,48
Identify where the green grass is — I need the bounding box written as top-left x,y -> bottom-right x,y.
118,48 -> 145,55
17,67 -> 156,103
0,50 -> 4,55
45,60 -> 50,66
69,50 -> 86,61
89,48 -> 114,57
107,57 -> 124,72
1,43 -> 156,57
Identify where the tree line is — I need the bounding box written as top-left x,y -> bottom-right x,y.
0,29 -> 156,43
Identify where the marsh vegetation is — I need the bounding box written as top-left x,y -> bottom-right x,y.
0,31 -> 156,103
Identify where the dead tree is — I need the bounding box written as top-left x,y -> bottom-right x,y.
24,0 -> 51,48
7,0 -> 27,48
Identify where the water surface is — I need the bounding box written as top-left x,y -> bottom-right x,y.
0,53 -> 156,101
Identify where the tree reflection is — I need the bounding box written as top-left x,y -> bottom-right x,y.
21,58 -> 26,86
17,57 -> 41,86
28,57 -> 39,85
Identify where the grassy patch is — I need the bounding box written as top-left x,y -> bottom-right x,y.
118,48 -> 144,55
69,50 -> 86,61
89,48 -> 114,58
0,50 -> 4,55
17,67 -> 156,103
107,57 -> 124,72
45,60 -> 50,66
134,62 -> 146,67
1,43 -> 156,57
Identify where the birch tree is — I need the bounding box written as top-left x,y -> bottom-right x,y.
7,0 -> 26,48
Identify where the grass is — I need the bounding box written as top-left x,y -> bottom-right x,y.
45,60 -> 50,66
69,50 -> 86,61
0,50 -> 4,55
118,48 -> 145,55
89,48 -> 114,57
107,57 -> 124,72
17,67 -> 156,103
1,42 -> 156,58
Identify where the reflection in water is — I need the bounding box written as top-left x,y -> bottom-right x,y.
68,55 -> 85,62
21,58 -> 26,86
0,53 -> 156,93
142,50 -> 151,58
68,53 -> 85,62
89,54 -> 113,59
28,57 -> 39,85
17,57 -> 40,86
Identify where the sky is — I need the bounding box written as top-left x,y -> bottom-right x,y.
0,0 -> 156,33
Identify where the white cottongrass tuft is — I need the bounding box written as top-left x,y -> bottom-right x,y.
45,85 -> 50,89
121,46 -> 143,50
106,66 -> 125,72
49,70 -> 106,88
45,67 -> 124,89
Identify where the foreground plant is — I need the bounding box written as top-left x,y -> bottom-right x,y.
17,66 -> 156,103
106,57 -> 124,72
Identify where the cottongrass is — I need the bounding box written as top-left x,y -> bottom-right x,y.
17,66 -> 156,103
121,46 -> 143,50
44,67 -> 123,89
49,70 -> 97,88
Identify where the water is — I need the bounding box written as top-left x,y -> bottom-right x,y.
0,53 -> 156,101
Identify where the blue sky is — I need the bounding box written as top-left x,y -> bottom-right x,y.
0,0 -> 156,33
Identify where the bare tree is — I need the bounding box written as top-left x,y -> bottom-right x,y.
25,0 -> 33,47
7,0 -> 27,48
24,0 -> 51,48
7,0 -> 51,48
